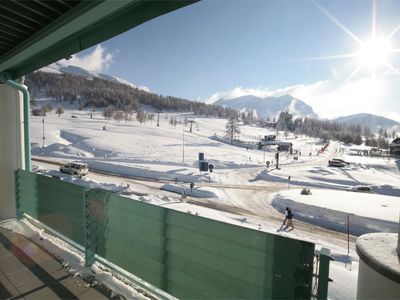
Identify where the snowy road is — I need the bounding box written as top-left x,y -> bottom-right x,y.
31,108 -> 400,299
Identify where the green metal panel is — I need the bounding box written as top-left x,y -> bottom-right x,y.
86,189 -> 315,299
15,170 -> 85,245
14,172 -> 324,299
317,248 -> 332,300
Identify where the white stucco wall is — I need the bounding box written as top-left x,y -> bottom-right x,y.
0,83 -> 24,219
357,259 -> 400,299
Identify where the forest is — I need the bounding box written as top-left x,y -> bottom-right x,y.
276,111 -> 391,147
25,71 -> 239,119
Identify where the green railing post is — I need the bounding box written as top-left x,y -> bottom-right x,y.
84,190 -> 95,267
317,247 -> 333,300
14,170 -> 22,220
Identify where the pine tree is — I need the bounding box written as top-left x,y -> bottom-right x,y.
225,118 -> 240,144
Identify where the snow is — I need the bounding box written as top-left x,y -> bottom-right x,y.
39,63 -> 150,92
356,233 -> 400,278
272,189 -> 400,235
160,183 -> 218,198
25,104 -> 400,299
213,94 -> 318,119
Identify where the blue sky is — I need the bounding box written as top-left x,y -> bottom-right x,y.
60,0 -> 400,121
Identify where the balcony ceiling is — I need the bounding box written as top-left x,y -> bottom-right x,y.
0,0 -> 196,81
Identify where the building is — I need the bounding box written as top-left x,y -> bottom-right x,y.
389,138 -> 400,156
278,141 -> 293,152
263,134 -> 276,141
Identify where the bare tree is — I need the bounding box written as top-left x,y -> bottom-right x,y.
136,110 -> 146,124
44,102 -> 53,112
113,110 -> 124,124
55,106 -> 64,117
103,106 -> 114,120
148,113 -> 155,125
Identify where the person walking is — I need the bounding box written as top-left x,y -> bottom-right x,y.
281,207 -> 289,227
286,207 -> 294,229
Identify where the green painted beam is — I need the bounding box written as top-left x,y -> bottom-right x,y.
0,0 -> 197,80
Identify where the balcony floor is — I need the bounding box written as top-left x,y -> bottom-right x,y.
0,227 -> 112,299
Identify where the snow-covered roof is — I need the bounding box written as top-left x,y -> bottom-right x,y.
389,137 -> 400,146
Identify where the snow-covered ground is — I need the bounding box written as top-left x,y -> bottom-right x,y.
27,101 -> 400,300
272,189 -> 400,235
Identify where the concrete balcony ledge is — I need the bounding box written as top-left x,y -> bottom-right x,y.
356,233 -> 400,284
356,233 -> 400,299
0,226 -> 113,299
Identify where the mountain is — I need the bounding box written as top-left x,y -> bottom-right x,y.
26,70 -> 238,119
40,62 -> 150,92
214,95 -> 317,119
334,113 -> 400,133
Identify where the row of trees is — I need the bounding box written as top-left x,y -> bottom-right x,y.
102,105 -> 156,125
31,103 -> 64,117
276,111 -> 395,147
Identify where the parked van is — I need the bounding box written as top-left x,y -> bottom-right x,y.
331,158 -> 350,165
350,185 -> 372,193
328,160 -> 345,167
59,162 -> 89,176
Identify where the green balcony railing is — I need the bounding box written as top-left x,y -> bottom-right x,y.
15,169 -> 330,299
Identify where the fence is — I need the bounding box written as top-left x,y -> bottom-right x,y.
15,169 -> 329,299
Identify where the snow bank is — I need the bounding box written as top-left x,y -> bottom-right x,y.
272,189 -> 400,236
160,184 -> 217,198
89,160 -> 204,182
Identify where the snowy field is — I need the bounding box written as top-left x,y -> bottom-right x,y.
27,100 -> 400,299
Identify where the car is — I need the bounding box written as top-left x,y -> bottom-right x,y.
350,185 -> 372,193
59,162 -> 89,176
328,160 -> 345,167
331,158 -> 350,165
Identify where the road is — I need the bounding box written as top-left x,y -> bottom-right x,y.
32,142 -> 357,257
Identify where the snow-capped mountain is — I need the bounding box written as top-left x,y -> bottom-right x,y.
39,62 -> 149,92
214,95 -> 317,119
334,113 -> 400,133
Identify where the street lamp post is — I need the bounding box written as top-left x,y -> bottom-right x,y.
182,120 -> 185,162
263,146 -> 266,163
42,114 -> 45,148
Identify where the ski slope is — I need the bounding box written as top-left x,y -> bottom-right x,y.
29,102 -> 400,299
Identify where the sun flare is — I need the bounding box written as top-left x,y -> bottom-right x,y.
357,37 -> 392,69
311,1 -> 400,82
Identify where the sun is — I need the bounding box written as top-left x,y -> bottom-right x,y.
309,1 -> 400,82
357,37 -> 392,70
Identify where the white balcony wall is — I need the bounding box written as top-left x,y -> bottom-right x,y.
0,83 -> 24,219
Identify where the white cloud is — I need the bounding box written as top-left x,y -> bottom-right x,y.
206,73 -> 400,122
59,44 -> 113,73
205,82 -> 329,104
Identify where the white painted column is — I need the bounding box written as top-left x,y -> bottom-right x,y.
0,83 -> 25,220
356,233 -> 400,299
